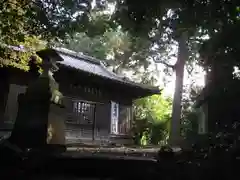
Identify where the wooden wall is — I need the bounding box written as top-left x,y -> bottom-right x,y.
55,68 -> 133,105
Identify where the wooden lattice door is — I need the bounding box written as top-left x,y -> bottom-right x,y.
66,97 -> 96,141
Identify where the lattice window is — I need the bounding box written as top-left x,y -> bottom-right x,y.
66,99 -> 96,125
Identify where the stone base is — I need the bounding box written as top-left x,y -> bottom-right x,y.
47,105 -> 66,145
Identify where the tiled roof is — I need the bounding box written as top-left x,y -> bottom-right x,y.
54,47 -> 125,82
37,47 -> 161,94
2,44 -> 160,95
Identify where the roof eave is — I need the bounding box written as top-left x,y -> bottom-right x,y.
131,88 -> 162,100
57,62 -> 161,95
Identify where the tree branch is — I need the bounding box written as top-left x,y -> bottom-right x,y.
154,60 -> 175,69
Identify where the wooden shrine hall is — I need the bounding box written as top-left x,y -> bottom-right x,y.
1,47 -> 161,145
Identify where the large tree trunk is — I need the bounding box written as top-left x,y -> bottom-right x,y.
169,32 -> 188,147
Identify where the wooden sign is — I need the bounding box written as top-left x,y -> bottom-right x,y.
110,101 -> 119,134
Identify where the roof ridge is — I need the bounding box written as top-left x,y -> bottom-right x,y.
55,47 -> 129,82
53,47 -> 101,65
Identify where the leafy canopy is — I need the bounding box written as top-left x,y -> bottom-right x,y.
57,27 -> 153,72
113,0 -> 240,68
0,0 -> 111,69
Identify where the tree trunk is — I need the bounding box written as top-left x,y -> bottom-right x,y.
169,32 -> 188,147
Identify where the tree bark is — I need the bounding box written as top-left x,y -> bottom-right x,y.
169,32 -> 188,147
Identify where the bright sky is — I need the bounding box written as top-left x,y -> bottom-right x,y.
157,47 -> 205,98
161,64 -> 205,98
146,61 -> 205,98
124,60 -> 205,98
126,44 -> 206,98
159,40 -> 207,98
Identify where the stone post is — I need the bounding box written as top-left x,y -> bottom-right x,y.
9,74 -> 51,149
9,55 -> 66,152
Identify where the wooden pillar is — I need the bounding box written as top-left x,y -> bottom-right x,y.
92,104 -> 96,141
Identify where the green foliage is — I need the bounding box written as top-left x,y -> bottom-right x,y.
0,0 -> 114,42
0,0 -> 31,68
0,36 -> 46,71
115,0 -> 240,73
57,27 -> 152,72
114,0 -> 239,37
59,32 -> 107,60
26,0 -> 118,40
86,12 -> 117,37
0,0 -> 111,70
182,108 -> 201,143
135,95 -> 172,123
28,0 -> 91,39
0,0 -> 29,45
181,85 -> 203,143
133,94 -> 172,145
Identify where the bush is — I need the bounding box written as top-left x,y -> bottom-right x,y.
132,94 -> 172,146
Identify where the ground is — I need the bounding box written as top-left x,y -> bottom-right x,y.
66,145 -> 181,158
